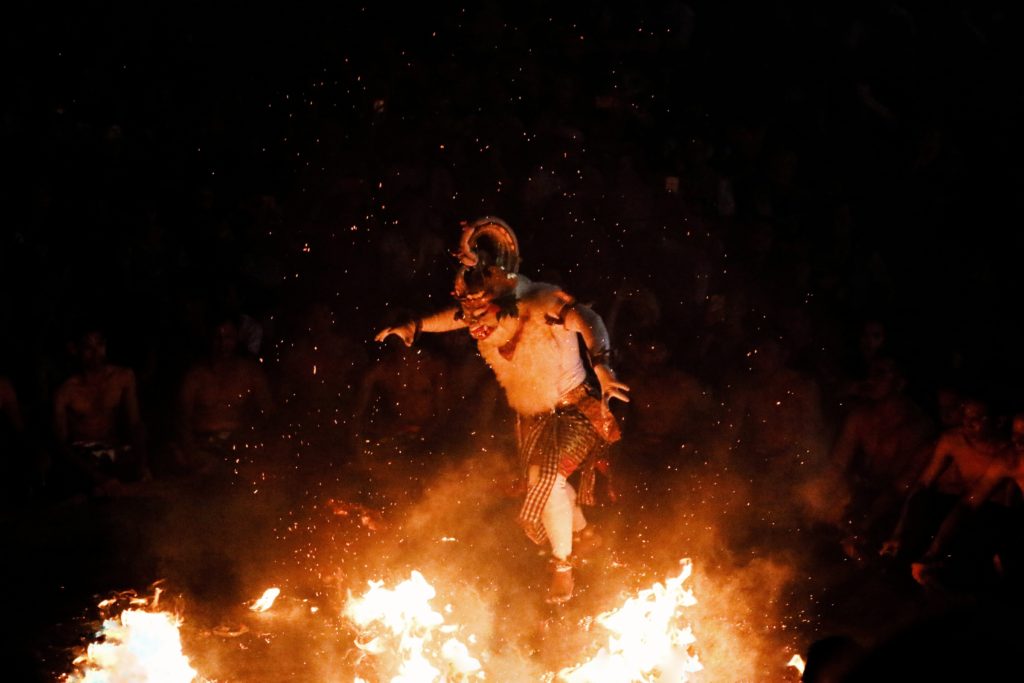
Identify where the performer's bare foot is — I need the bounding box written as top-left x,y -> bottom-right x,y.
547,558 -> 574,604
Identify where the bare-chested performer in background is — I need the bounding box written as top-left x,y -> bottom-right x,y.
350,332 -> 446,462
375,217 -> 629,603
723,336 -> 828,533
882,398 -> 1012,561
280,302 -> 368,422
907,412 -> 1024,586
177,317 -> 273,473
828,358 -> 935,558
53,327 -> 149,497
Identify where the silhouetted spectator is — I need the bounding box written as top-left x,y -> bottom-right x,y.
52,326 -> 149,498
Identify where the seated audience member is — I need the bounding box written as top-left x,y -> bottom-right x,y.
719,335 -> 829,545
177,317 -> 273,473
829,358 -> 935,557
279,302 -> 367,422
725,336 -> 827,479
909,411 -> 1024,586
53,326 -> 150,497
350,333 -> 446,464
626,338 -> 714,453
882,398 -> 1011,564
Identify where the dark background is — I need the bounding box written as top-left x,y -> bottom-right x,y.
5,3 -> 1024,414
6,2 -> 1024,679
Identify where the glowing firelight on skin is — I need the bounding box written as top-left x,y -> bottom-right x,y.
64,607 -> 198,683
558,559 -> 702,683
250,587 -> 281,612
787,654 -> 806,675
344,570 -> 483,682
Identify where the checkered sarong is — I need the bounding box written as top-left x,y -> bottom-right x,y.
516,406 -> 607,545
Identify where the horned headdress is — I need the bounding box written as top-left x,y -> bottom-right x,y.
452,217 -> 521,318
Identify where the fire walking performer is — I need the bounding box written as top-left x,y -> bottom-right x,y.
374,217 -> 629,603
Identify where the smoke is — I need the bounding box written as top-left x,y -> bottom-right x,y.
353,434 -> 815,680
353,445 -> 551,680
335,442 -> 796,680
63,407 -> 835,682
598,435 -> 825,680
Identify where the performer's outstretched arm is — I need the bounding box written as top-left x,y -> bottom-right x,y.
374,307 -> 466,346
563,304 -> 630,405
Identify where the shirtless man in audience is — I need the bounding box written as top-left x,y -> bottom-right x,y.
350,337 -> 447,464
726,337 -> 827,478
829,358 -> 935,557
178,317 -> 273,473
53,327 -> 149,497
882,398 -> 1011,561
909,412 -> 1024,585
279,302 -> 368,423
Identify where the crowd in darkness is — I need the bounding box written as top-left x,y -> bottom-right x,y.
4,2 -> 1024,679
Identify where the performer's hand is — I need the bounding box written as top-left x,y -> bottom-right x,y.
374,321 -> 416,347
594,364 -> 630,405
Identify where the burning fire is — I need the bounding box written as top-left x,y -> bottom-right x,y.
557,559 -> 702,683
60,562 -> 712,681
63,591 -> 199,683
250,586 -> 281,612
344,570 -> 483,682
787,653 -> 806,675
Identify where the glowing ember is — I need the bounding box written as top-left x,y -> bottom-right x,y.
787,654 -> 806,675
345,570 -> 483,682
558,559 -> 702,683
64,608 -> 198,683
250,587 -> 281,612
327,498 -> 383,531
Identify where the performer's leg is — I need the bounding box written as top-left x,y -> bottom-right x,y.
543,474 -> 577,603
543,474 -> 575,560
546,477 -> 600,556
566,479 -> 605,554
558,479 -> 589,533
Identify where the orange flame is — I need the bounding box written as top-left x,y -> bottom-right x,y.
250,587 -> 281,612
558,559 -> 702,682
64,607 -> 198,682
787,653 -> 806,675
345,570 -> 483,682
